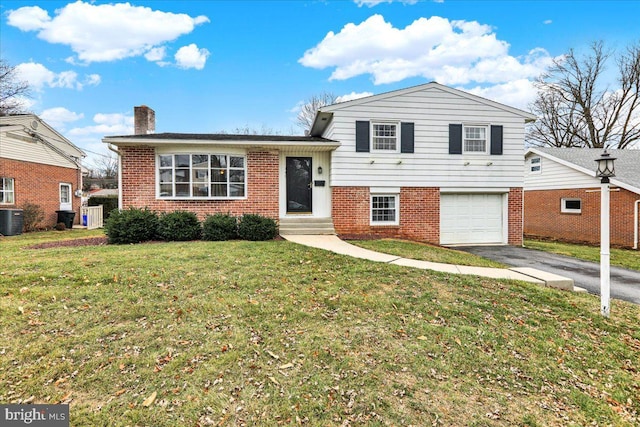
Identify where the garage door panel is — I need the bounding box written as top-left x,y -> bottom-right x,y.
440,194 -> 504,245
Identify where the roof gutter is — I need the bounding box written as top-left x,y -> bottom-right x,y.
634,199 -> 640,250
107,143 -> 123,211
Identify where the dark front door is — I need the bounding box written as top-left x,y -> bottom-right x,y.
286,157 -> 312,213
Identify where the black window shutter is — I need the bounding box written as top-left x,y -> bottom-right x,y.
355,121 -> 370,152
449,124 -> 462,154
490,125 -> 503,155
400,122 -> 414,153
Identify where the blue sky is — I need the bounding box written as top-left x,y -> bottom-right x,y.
1,0 -> 638,168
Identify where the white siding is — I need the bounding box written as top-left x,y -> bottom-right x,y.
524,153 -> 598,190
0,133 -> 78,169
0,115 -> 84,159
324,86 -> 527,189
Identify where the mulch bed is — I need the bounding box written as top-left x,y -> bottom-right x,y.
27,236 -> 109,249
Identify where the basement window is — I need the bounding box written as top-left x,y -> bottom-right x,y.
561,198 -> 581,214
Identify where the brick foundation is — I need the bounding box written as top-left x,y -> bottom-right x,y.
332,187 -> 440,244
334,186 -> 523,245
119,146 -> 279,220
0,158 -> 82,228
524,187 -> 639,249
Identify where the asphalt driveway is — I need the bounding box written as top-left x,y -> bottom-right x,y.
457,245 -> 640,305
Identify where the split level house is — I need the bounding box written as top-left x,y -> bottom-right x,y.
103,82 -> 536,246
524,147 -> 640,249
0,114 -> 86,230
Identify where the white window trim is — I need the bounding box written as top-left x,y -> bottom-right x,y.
462,124 -> 489,155
59,183 -> 72,204
370,121 -> 401,153
561,198 -> 582,214
530,156 -> 542,174
370,193 -> 400,226
0,177 -> 15,204
156,153 -> 248,200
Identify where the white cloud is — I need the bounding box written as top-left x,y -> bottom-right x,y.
354,0 -> 418,6
544,19 -> 553,25
175,44 -> 210,70
300,15 -> 556,86
7,1 -> 210,63
463,79 -> 539,111
15,62 -> 101,91
6,5 -> 50,31
145,46 -> 167,62
335,91 -> 374,103
39,107 -> 84,129
68,113 -> 134,137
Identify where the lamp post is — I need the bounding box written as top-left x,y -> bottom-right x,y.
595,149 -> 616,317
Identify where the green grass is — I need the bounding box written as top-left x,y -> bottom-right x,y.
525,239 -> 640,271
350,238 -> 507,268
1,230 -> 639,426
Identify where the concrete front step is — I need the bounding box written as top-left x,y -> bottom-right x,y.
279,217 -> 336,235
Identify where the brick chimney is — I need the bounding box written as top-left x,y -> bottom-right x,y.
134,105 -> 155,135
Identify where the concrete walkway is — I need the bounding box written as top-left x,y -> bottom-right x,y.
281,234 -> 577,291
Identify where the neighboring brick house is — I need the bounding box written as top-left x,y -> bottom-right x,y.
104,83 -> 535,246
0,114 -> 86,230
524,147 -> 640,249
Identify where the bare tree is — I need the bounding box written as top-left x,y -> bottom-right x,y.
0,60 -> 31,115
92,152 -> 119,179
528,41 -> 640,149
296,92 -> 337,133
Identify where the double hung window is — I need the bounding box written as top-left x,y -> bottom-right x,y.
530,157 -> 541,173
463,126 -> 487,153
0,178 -> 15,204
158,154 -> 246,199
371,194 -> 399,225
372,123 -> 398,152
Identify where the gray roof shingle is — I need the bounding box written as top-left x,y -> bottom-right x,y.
534,147 -> 640,190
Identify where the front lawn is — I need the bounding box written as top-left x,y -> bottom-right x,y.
525,239 -> 640,271
1,231 -> 639,426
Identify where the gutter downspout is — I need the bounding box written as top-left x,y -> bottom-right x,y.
634,199 -> 640,250
107,143 -> 122,211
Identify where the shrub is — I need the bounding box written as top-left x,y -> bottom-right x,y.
237,214 -> 278,241
88,195 -> 118,219
55,222 -> 66,231
157,211 -> 202,241
21,203 -> 45,232
104,207 -> 159,244
202,213 -> 238,241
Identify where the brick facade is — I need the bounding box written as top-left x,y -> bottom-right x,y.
508,188 -> 524,246
524,187 -> 639,249
0,158 -> 81,228
333,186 -> 523,245
119,146 -> 279,219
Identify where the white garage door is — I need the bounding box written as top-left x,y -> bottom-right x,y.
440,194 -> 505,245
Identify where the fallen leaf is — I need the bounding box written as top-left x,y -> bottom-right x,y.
115,389 -> 127,396
454,337 -> 462,346
268,376 -> 280,385
265,350 -> 279,359
279,363 -> 294,370
18,306 -> 24,315
417,336 -> 428,341
142,391 -> 157,407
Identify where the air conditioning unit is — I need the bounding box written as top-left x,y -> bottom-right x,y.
0,209 -> 24,236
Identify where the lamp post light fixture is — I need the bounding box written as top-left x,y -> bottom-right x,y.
595,149 -> 616,317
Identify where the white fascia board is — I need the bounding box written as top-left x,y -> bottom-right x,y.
103,137 -> 341,152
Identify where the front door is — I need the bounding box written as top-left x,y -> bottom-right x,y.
286,157 -> 312,213
59,183 -> 72,211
